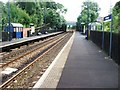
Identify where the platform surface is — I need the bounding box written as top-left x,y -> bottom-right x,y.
0,32 -> 62,48
57,31 -> 118,88
33,31 -> 118,89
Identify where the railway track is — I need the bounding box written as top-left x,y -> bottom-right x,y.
1,33 -> 67,83
0,32 -> 73,89
1,33 -> 65,65
0,33 -> 65,68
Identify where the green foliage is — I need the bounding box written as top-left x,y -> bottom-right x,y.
104,1 -> 120,33
10,3 -> 31,27
104,22 -> 110,32
2,1 -> 67,30
16,2 -> 36,16
2,2 -> 31,28
16,1 -> 66,28
2,2 -> 8,31
0,1 -> 3,32
112,1 -> 120,33
77,1 -> 100,26
45,9 -> 65,28
16,1 -> 43,27
96,24 -> 102,31
44,2 -> 67,28
97,1 -> 120,33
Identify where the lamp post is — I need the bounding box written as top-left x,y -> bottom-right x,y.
44,7 -> 46,27
41,7 -> 46,33
8,0 -> 11,41
42,7 -> 49,33
86,0 -> 89,40
102,21 -> 105,50
109,1 -> 113,57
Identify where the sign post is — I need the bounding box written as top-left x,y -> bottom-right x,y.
103,14 -> 112,57
109,14 -> 113,57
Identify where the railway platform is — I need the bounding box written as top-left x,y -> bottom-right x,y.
0,32 -> 63,51
33,31 -> 118,89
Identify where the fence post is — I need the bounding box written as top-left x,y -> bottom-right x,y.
102,22 -> 104,50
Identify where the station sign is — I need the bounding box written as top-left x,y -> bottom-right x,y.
103,14 -> 112,21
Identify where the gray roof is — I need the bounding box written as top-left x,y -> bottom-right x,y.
7,23 -> 23,27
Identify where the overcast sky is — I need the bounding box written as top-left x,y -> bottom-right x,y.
54,0 -> 119,22
1,0 -> 119,22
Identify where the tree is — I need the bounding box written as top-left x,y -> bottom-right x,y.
112,1 -> 120,33
10,3 -> 31,27
2,1 -> 67,31
0,1 -> 4,31
77,1 -> 100,26
16,2 -> 36,16
44,2 -> 67,29
2,2 -> 31,28
1,1 -> 8,31
16,1 -> 44,27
